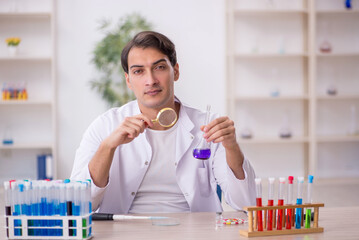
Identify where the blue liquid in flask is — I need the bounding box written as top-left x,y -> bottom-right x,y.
193,105 -> 212,160
193,148 -> 211,160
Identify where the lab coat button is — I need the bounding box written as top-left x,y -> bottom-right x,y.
131,192 -> 135,196
145,161 -> 149,165
174,162 -> 177,166
191,136 -> 194,139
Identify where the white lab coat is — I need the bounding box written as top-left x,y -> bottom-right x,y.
71,98 -> 256,213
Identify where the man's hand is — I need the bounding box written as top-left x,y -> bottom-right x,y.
89,114 -> 153,187
104,114 -> 154,150
201,116 -> 237,150
202,116 -> 245,179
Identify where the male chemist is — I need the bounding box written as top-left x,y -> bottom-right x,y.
71,31 -> 256,213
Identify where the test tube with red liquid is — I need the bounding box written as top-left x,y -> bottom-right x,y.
277,177 -> 285,230
255,178 -> 263,231
267,177 -> 275,231
286,176 -> 294,229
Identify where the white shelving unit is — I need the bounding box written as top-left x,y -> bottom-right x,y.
226,0 -> 359,179
0,0 -> 56,182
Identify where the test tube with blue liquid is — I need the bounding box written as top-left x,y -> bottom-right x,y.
23,182 -> 33,236
86,179 -> 92,236
31,181 -> 40,236
193,105 -> 211,160
295,177 -> 304,229
11,182 -> 22,236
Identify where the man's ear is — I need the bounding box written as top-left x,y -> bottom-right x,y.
174,63 -> 180,82
125,72 -> 132,90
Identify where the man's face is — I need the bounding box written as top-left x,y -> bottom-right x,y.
125,47 -> 179,111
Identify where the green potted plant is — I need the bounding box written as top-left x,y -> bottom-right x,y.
91,13 -> 152,107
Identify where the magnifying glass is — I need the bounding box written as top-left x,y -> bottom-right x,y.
151,108 -> 177,128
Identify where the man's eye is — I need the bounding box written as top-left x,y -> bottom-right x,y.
133,69 -> 142,74
155,65 -> 166,70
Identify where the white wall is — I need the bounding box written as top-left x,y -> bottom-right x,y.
56,0 -> 226,179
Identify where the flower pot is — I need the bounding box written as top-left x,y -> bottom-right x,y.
7,46 -> 18,57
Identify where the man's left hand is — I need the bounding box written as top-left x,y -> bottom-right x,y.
201,116 -> 237,150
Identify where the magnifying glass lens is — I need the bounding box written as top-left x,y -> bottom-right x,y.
152,108 -> 177,127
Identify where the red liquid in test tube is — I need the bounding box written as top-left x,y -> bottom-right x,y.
267,178 -> 275,231
286,176 -> 294,229
277,177 -> 285,230
255,178 -> 263,231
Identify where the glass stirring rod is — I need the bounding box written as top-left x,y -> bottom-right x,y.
193,105 -> 211,160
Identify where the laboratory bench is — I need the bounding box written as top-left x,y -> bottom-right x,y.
1,207 -> 359,239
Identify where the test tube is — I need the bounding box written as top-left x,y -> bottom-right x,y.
53,180 -> 61,216
24,182 -> 31,216
46,182 -> 55,236
24,181 -> 34,236
4,181 -> 12,216
86,179 -> 92,236
31,181 -> 40,236
255,178 -> 263,231
267,178 -> 275,231
59,183 -> 67,216
53,181 -> 61,234
39,181 -> 47,215
277,177 -> 285,230
73,182 -> 82,216
286,176 -> 294,229
4,181 -> 11,238
295,177 -> 304,229
80,183 -> 89,238
65,181 -> 74,236
305,175 -> 314,228
86,179 -> 92,227
11,182 -> 22,236
38,181 -> 47,236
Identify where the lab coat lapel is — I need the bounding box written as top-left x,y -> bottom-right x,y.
175,104 -> 194,164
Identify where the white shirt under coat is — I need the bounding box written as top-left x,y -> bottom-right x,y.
70,98 -> 256,213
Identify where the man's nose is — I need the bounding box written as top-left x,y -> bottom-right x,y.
145,72 -> 158,85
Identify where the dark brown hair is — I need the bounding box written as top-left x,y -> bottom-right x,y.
121,31 -> 177,73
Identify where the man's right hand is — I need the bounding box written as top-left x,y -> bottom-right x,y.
103,114 -> 154,149
89,114 -> 153,188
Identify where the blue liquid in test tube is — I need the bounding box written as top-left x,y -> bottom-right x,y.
31,182 -> 40,236
12,182 -> 22,236
295,177 -> 304,229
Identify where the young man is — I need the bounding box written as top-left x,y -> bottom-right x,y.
71,31 -> 256,213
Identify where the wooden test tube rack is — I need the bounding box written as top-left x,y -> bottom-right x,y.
239,203 -> 324,237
